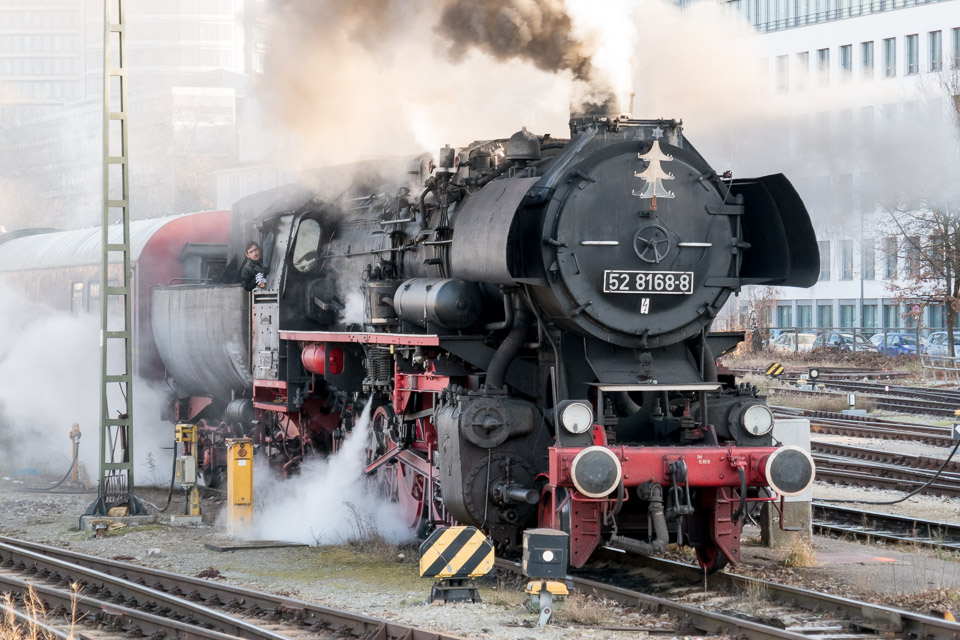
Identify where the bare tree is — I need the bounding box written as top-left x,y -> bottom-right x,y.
878,69 -> 960,355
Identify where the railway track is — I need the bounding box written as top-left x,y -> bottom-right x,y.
0,536 -> 460,640
773,407 -> 957,446
498,549 -> 960,639
770,386 -> 960,416
813,503 -> 960,552
811,439 -> 960,498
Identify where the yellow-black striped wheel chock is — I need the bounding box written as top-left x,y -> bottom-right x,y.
419,526 -> 494,578
765,362 -> 785,377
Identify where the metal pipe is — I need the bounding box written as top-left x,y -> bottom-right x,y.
485,293 -> 515,331
486,299 -> 531,390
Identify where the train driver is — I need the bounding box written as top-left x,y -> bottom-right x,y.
241,241 -> 267,291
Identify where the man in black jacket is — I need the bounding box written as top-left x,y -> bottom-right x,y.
241,241 -> 266,291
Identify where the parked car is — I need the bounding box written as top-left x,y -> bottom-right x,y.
869,333 -> 884,347
877,333 -> 922,356
813,331 -> 875,352
769,332 -> 817,353
923,331 -> 960,357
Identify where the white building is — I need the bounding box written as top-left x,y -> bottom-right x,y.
719,0 -> 960,334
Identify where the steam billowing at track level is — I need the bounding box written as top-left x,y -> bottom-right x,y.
150,107 -> 820,572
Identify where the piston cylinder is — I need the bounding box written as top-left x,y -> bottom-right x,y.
393,278 -> 483,329
301,343 -> 344,376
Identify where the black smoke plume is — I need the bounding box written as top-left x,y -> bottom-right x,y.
436,0 -> 594,81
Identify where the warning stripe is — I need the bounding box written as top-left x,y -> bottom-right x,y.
420,527 -> 493,578
765,362 -> 784,376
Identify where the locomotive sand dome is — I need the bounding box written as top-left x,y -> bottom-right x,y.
147,108 -> 819,572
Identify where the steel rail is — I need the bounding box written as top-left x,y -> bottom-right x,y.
770,387 -> 959,416
0,540 -> 290,640
0,536 -> 463,640
813,502 -> 960,551
494,558 -> 812,639
812,461 -> 960,498
773,408 -> 956,446
812,441 -> 960,474
0,571 -> 241,640
588,551 -> 960,639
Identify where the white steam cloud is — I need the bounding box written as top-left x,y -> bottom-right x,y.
0,282 -> 175,488
245,399 -> 414,545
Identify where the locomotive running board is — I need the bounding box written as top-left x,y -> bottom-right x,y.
281,330 -> 440,346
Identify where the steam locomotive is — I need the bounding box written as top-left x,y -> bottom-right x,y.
0,104 -> 819,572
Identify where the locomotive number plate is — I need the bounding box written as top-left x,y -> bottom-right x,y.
603,270 -> 694,295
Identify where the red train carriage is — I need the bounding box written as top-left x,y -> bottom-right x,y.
0,210 -> 230,380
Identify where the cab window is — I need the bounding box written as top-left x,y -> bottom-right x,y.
292,219 -> 321,273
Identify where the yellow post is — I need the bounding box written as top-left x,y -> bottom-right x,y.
225,438 -> 254,533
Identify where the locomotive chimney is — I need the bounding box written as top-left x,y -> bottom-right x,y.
569,90 -> 621,137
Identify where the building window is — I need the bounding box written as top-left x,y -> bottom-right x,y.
862,239 -> 875,280
817,47 -> 830,85
840,44 -> 852,80
795,51 -> 809,90
905,237 -> 921,277
863,304 -> 878,328
953,28 -> 960,69
883,236 -> 897,278
930,304 -> 944,328
776,55 -> 789,92
906,34 -> 919,75
87,280 -> 100,313
883,37 -> 896,77
839,304 -> 856,328
817,304 -> 834,328
841,239 -> 853,279
777,305 -> 793,327
930,30 -> 942,71
818,240 -> 831,280
71,282 -> 83,314
797,305 -> 813,328
883,303 -> 900,328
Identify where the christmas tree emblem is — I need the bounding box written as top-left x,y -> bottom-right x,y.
632,126 -> 675,209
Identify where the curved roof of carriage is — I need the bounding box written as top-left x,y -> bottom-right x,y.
0,212 -> 212,273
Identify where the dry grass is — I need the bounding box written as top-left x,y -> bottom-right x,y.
0,584 -> 80,640
554,591 -> 608,625
783,537 -> 818,568
340,501 -> 399,561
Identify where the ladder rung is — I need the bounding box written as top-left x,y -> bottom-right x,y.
104,419 -> 130,427
104,331 -> 129,340
107,156 -> 127,164
105,286 -> 128,295
103,463 -> 133,471
108,68 -> 125,76
104,245 -> 128,254
105,375 -> 130,384
108,112 -> 126,120
106,200 -> 128,208
108,24 -> 124,32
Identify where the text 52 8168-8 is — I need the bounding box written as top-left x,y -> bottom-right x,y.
603,270 -> 694,295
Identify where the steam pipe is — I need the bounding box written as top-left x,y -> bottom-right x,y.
608,488 -> 669,556
494,483 -> 540,505
485,298 -> 531,390
485,292 -> 515,331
